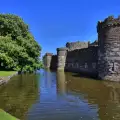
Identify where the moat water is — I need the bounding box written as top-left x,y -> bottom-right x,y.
0,69 -> 120,120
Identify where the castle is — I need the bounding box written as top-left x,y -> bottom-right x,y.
43,16 -> 120,82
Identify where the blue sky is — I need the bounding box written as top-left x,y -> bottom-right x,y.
0,0 -> 120,56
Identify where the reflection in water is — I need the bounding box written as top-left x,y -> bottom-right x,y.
66,72 -> 120,120
56,70 -> 66,96
27,70 -> 99,120
0,73 -> 40,120
98,82 -> 120,120
0,69 -> 120,120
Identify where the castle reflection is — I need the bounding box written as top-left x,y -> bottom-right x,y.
65,72 -> 120,120
56,70 -> 66,96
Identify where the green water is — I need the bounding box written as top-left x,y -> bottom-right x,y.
0,69 -> 120,120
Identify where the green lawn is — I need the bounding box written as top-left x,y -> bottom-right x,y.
0,109 -> 18,120
0,71 -> 17,77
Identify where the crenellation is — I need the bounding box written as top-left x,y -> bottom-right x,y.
97,15 -> 120,81
97,15 -> 120,33
66,41 -> 89,51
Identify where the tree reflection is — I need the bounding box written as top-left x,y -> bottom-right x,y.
0,73 -> 40,120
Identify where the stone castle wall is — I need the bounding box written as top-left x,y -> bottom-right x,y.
50,55 -> 57,70
97,16 -> 120,81
65,46 -> 98,76
43,15 -> 120,82
43,43 -> 98,76
66,41 -> 89,51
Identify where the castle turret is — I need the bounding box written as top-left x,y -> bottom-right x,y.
57,47 -> 68,70
43,53 -> 53,69
97,15 -> 120,81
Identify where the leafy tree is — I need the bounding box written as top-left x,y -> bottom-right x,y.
0,14 -> 42,72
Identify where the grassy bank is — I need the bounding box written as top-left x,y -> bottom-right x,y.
0,71 -> 17,77
0,109 -> 18,120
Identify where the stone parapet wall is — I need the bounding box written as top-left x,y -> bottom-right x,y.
66,41 -> 89,51
88,40 -> 98,47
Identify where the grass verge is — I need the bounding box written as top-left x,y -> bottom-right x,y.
0,109 -> 18,120
0,71 -> 17,77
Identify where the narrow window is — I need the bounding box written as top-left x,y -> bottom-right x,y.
112,62 -> 114,71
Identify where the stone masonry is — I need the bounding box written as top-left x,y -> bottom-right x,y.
43,15 -> 120,82
43,53 -> 53,69
97,16 -> 120,81
66,41 -> 89,51
57,47 -> 68,70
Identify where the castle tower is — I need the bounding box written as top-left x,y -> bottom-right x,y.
43,53 -> 53,69
57,47 -> 68,70
97,16 -> 120,81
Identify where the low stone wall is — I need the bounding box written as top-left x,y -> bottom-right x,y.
0,72 -> 18,86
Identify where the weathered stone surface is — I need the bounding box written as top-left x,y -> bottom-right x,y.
43,53 -> 53,69
97,16 -> 120,81
66,41 -> 89,51
43,15 -> 120,82
0,72 -> 18,86
65,46 -> 98,75
57,47 -> 67,70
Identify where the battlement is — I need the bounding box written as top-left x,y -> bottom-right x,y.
52,55 -> 57,57
97,15 -> 120,32
89,40 -> 98,47
45,53 -> 53,56
66,41 -> 89,51
57,47 -> 68,51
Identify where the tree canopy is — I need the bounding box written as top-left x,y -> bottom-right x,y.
0,14 -> 42,72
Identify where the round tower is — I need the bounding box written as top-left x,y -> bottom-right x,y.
57,47 -> 68,70
44,53 -> 53,69
97,15 -> 120,81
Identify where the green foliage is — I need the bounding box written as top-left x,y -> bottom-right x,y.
0,14 -> 42,72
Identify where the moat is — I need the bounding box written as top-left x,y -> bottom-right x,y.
0,69 -> 120,120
